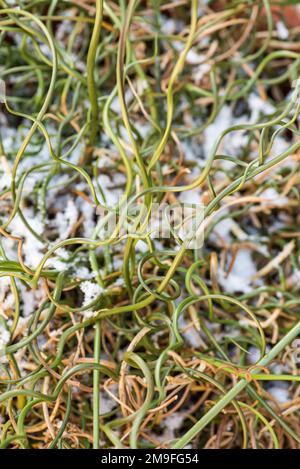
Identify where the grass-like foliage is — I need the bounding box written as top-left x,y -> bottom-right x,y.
0,0 -> 300,449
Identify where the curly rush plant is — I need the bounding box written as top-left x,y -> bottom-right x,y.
0,0 -> 300,450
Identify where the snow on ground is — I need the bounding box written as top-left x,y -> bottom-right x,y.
218,249 -> 257,294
